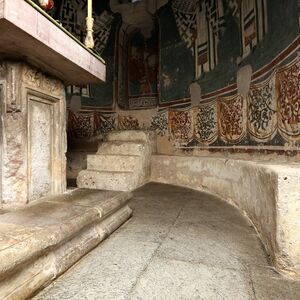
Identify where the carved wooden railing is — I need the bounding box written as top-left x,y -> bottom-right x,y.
25,0 -> 98,53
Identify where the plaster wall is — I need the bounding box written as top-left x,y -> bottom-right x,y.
0,62 -> 66,209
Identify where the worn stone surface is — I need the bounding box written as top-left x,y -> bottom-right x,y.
0,189 -> 132,299
268,165 -> 300,276
0,61 -> 66,209
97,141 -> 146,156
77,131 -> 154,191
88,154 -> 142,172
151,155 -> 300,279
130,258 -> 252,300
77,170 -> 138,191
106,130 -> 157,153
34,183 -> 300,300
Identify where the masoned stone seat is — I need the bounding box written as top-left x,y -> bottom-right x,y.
106,130 -> 156,143
0,189 -> 132,299
151,155 -> 300,279
78,170 -> 139,191
87,154 -> 142,172
97,141 -> 146,156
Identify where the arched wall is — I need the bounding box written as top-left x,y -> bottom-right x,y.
64,0 -> 299,161
117,22 -> 159,110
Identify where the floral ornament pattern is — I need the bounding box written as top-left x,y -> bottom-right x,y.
118,115 -> 140,130
194,102 -> 218,145
94,112 -> 115,135
218,94 -> 246,144
68,111 -> 94,139
169,110 -> 193,143
276,57 -> 300,141
248,76 -> 277,142
150,112 -> 168,136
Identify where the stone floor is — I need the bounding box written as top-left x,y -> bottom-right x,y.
34,183 -> 300,300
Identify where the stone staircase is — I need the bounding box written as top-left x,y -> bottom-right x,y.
77,131 -> 155,191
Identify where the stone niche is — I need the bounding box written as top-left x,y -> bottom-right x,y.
0,62 -> 66,209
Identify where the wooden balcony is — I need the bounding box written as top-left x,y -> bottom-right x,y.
0,0 -> 106,85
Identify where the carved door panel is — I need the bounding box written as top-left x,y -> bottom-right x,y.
27,95 -> 55,201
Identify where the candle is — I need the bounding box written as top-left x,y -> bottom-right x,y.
87,0 -> 92,18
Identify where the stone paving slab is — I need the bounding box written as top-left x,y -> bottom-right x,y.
35,236 -> 159,300
34,183 -> 300,300
129,257 -> 253,300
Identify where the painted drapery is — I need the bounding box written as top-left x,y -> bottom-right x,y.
68,49 -> 300,150
150,52 -> 300,149
247,74 -> 277,142
276,58 -> 300,141
68,111 -> 115,139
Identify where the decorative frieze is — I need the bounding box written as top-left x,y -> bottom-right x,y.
23,65 -> 63,96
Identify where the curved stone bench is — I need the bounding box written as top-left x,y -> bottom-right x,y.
151,155 -> 300,279
0,189 -> 132,299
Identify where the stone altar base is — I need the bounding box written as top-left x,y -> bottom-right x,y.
0,189 -> 132,299
0,61 -> 66,209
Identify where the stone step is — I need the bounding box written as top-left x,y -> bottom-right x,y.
0,189 -> 132,299
97,141 -> 146,156
77,170 -> 139,191
87,154 -> 142,172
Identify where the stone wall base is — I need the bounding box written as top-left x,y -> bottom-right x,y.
0,189 -> 132,299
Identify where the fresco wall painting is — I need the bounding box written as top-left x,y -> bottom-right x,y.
64,0 -> 299,156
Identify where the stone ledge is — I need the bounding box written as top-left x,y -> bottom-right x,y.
151,155 -> 300,279
0,189 -> 132,299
